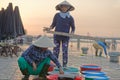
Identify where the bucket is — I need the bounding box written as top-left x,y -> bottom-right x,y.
109,52 -> 120,62
80,64 -> 101,72
46,74 -> 58,80
81,47 -> 89,54
109,56 -> 119,62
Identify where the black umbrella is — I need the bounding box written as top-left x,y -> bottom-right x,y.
0,3 -> 25,40
0,10 -> 2,40
14,6 -> 25,37
0,8 -> 6,40
2,3 -> 16,39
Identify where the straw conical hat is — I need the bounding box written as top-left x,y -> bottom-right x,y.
56,1 -> 75,11
32,35 -> 55,48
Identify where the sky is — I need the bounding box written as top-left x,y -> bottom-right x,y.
0,0 -> 120,37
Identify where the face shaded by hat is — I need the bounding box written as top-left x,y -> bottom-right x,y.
32,35 -> 55,48
56,1 -> 75,11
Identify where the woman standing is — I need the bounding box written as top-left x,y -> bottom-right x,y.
50,1 -> 75,67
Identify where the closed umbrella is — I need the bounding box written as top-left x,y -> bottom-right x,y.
2,3 -> 16,39
14,6 -> 25,37
0,3 -> 25,40
0,8 -> 6,40
0,10 -> 2,40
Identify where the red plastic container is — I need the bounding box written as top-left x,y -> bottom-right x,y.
80,64 -> 101,72
46,74 -> 58,80
74,76 -> 83,80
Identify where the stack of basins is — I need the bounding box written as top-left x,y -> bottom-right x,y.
80,64 -> 110,80
47,67 -> 83,80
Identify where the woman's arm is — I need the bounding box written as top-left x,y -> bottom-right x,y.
50,13 -> 58,29
21,45 -> 34,65
70,16 -> 75,33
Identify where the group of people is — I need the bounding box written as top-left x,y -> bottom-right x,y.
18,1 -> 75,80
17,1 -> 109,80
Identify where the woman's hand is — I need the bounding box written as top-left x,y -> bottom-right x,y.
59,67 -> 64,74
43,27 -> 52,32
32,62 -> 37,71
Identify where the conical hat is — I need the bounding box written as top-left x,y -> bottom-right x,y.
32,35 -> 55,48
56,1 -> 75,11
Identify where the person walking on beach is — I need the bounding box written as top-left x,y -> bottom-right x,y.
17,35 -> 64,80
49,0 -> 75,67
93,40 -> 108,58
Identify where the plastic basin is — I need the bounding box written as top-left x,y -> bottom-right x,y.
80,64 -> 101,72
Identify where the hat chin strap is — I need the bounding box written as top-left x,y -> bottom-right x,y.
67,7 -> 71,11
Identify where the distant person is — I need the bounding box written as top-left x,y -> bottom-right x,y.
112,39 -> 117,50
49,1 -> 75,67
18,35 -> 64,80
93,40 -> 108,58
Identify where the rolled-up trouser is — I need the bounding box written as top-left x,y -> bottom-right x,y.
18,57 -> 50,75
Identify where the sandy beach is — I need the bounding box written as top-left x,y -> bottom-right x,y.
0,44 -> 120,80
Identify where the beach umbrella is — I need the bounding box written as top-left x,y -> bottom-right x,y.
0,8 -> 6,40
0,10 -> 2,40
2,3 -> 16,39
0,3 -> 25,40
14,6 -> 25,37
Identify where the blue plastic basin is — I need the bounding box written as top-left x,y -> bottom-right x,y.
84,74 -> 110,80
